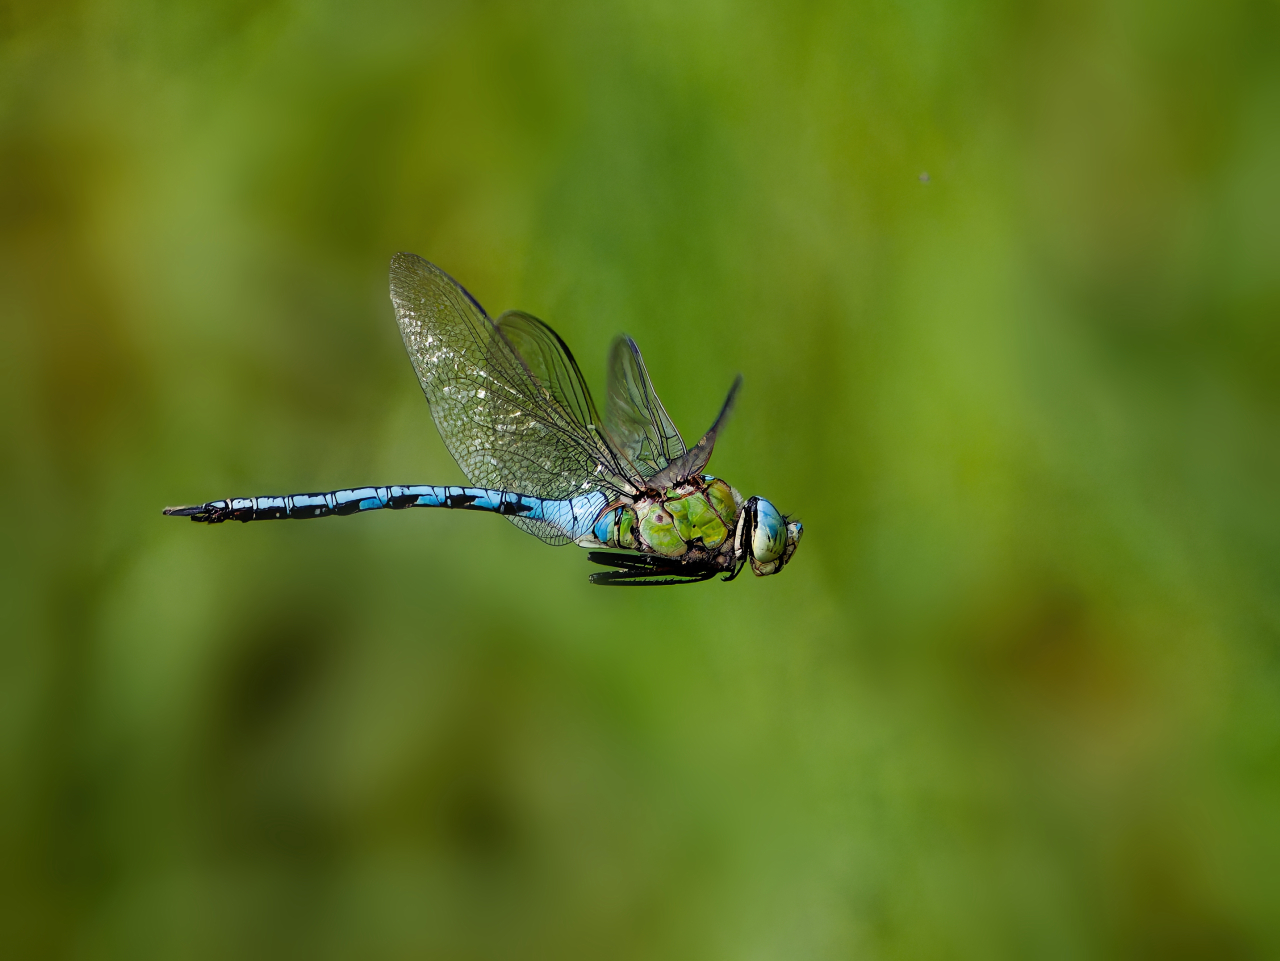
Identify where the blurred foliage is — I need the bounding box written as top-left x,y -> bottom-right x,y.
2,0 -> 1279,958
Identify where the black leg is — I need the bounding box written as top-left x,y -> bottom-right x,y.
588,569 -> 717,586
587,551 -> 721,586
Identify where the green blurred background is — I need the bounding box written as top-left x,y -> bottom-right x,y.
2,0 -> 1278,957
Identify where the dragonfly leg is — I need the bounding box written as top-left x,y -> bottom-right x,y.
586,551 -> 720,586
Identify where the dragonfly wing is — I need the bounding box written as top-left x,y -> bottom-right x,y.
390,253 -> 629,543
494,310 -> 604,447
647,374 -> 741,489
604,335 -> 686,479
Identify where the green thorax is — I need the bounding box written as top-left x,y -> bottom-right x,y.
632,477 -> 742,557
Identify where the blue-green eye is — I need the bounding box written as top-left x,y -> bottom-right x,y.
751,498 -> 788,562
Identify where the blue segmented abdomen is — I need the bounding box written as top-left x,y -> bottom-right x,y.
164,485 -> 607,542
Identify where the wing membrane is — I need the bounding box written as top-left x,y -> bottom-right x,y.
496,311 -> 603,437
605,335 -> 686,479
648,374 -> 741,489
390,253 -> 632,543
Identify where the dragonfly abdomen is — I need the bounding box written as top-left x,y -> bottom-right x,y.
166,485 -> 544,524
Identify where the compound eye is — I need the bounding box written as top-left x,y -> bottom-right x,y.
750,498 -> 787,563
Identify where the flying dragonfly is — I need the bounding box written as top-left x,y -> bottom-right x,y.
165,253 -> 803,585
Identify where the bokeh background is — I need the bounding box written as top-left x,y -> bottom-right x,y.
3,0 -> 1278,957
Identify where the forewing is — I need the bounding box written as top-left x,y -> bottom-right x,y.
389,253 -> 627,543
605,335 -> 686,479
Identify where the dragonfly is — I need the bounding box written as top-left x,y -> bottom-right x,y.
165,253 -> 803,585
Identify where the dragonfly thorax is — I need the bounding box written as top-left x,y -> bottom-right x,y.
586,476 -> 743,560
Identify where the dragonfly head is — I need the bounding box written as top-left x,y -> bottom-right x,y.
739,496 -> 803,577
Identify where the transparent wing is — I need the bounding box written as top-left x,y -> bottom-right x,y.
605,335 -> 686,479
495,310 -> 603,440
390,253 -> 631,543
649,374 -> 741,489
